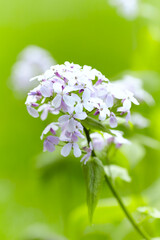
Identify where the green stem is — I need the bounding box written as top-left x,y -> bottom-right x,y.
104,173 -> 150,240
83,126 -> 150,239
83,127 -> 96,157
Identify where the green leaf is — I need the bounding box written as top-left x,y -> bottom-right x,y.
82,157 -> 104,222
104,165 -> 131,182
81,116 -> 111,133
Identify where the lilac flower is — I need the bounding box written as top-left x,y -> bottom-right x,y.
131,113 -> 150,129
81,142 -> 93,164
114,75 -> 154,106
90,133 -> 105,151
61,142 -> 81,157
25,62 -> 145,160
107,130 -> 130,148
108,0 -> 139,20
91,130 -> 130,151
109,112 -> 118,128
58,112 -> 86,133
38,104 -> 59,121
43,135 -> 59,152
27,106 -> 39,118
10,45 -> 56,97
74,89 -> 94,113
40,122 -> 59,140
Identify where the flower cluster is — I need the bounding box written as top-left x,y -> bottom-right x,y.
108,0 -> 139,20
113,75 -> 154,106
91,130 -> 130,151
10,45 -> 56,96
25,62 -> 139,162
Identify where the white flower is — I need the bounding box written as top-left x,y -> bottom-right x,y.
108,0 -> 139,20
61,142 -> 81,157
52,84 -> 78,109
27,106 -> 39,118
40,122 -> 59,140
74,89 -> 94,113
114,75 -> 154,105
81,142 -> 93,164
91,130 -> 130,151
38,104 -> 59,120
10,45 -> 56,97
131,113 -> 150,128
25,62 -> 145,160
110,130 -> 130,147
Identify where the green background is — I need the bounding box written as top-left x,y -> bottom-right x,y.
0,0 -> 160,239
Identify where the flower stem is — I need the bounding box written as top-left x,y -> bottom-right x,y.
83,127 -> 96,157
104,173 -> 151,240
83,126 -> 150,239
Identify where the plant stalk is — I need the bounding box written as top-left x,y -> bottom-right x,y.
83,126 -> 150,239
104,173 -> 150,240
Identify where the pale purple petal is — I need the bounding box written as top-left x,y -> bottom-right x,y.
82,88 -> 91,102
41,108 -> 48,121
61,100 -> 68,112
68,118 -> 76,132
43,135 -> 59,152
71,93 -> 81,102
63,95 -> 75,107
80,155 -> 87,163
110,113 -> 118,128
43,140 -> 55,152
52,94 -> 62,108
61,143 -> 72,157
123,99 -> 132,110
106,94 -> 114,108
27,106 -> 39,118
58,115 -> 70,124
40,86 -> 52,97
126,111 -> 131,122
52,82 -> 62,93
40,122 -> 58,140
71,134 -> 78,142
75,103 -> 83,113
47,135 -> 59,145
73,143 -> 81,157
84,102 -> 94,111
99,110 -> 106,121
74,112 -> 87,120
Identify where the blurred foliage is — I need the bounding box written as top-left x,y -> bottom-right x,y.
0,0 -> 160,239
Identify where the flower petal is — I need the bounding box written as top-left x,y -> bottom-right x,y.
63,95 -> 75,107
99,110 -> 106,121
40,86 -> 52,97
75,103 -> 83,113
27,106 -> 39,118
41,108 -> 48,121
106,94 -> 114,108
43,138 -> 55,152
73,143 -> 81,157
47,135 -> 59,145
110,114 -> 118,128
61,143 -> 72,157
68,118 -> 76,132
58,115 -> 70,124
74,112 -> 87,120
52,94 -> 62,108
82,88 -> 91,102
